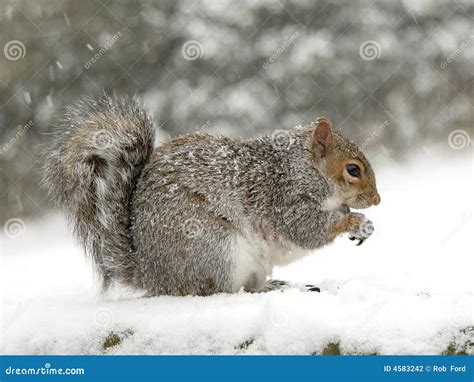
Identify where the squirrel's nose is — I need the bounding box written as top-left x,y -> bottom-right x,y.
372,194 -> 381,206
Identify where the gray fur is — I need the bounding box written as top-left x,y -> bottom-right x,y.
42,94 -> 154,290
42,95 -> 375,296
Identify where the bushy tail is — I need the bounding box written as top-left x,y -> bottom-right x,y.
42,94 -> 155,289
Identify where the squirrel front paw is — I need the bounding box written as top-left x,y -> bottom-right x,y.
347,212 -> 374,246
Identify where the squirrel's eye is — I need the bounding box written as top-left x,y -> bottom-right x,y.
346,164 -> 361,178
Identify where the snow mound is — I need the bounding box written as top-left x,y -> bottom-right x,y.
1,152 -> 473,354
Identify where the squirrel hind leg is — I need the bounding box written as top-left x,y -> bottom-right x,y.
249,280 -> 321,293
249,279 -> 289,293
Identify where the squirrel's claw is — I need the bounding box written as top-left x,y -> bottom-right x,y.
349,236 -> 365,245
305,284 -> 321,293
347,214 -> 373,245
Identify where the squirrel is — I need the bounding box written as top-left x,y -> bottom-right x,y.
42,94 -> 380,297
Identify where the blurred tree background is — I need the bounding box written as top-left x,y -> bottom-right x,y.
1,0 -> 473,223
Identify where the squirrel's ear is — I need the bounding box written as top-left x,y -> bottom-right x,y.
311,117 -> 334,158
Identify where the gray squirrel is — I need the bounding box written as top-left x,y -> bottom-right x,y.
42,94 -> 380,296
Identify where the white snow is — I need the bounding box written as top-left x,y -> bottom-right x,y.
1,151 -> 473,355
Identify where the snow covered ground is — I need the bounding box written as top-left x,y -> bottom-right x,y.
1,151 -> 473,355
